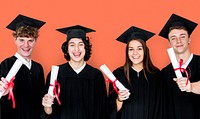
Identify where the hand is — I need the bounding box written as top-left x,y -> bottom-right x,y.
117,89 -> 130,102
173,77 -> 191,92
0,77 -> 9,95
42,94 -> 54,107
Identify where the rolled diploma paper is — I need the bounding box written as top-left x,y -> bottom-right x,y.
167,48 -> 183,79
100,64 -> 126,90
48,65 -> 59,96
0,59 -> 23,98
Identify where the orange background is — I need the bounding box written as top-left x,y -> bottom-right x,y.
1,0 -> 200,79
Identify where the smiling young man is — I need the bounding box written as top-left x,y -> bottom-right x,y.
0,14 -> 46,119
159,14 -> 200,119
42,25 -> 108,119
15,37 -> 36,62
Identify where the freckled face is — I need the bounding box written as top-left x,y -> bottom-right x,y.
15,37 -> 36,59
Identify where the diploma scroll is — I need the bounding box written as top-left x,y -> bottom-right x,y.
100,64 -> 126,90
167,48 -> 183,79
48,65 -> 59,96
0,59 -> 23,98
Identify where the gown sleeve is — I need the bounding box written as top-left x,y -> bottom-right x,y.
44,71 -> 60,119
108,68 -> 122,119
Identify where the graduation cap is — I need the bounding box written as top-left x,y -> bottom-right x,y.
56,25 -> 96,40
6,14 -> 46,31
116,26 -> 155,44
159,13 -> 198,39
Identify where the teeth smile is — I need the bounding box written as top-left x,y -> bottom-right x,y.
133,56 -> 139,59
22,49 -> 30,52
73,53 -> 81,57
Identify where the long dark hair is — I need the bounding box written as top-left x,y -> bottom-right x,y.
61,37 -> 92,61
123,39 -> 159,84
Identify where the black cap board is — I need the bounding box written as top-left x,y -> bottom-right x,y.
159,13 -> 198,39
6,14 -> 46,31
116,26 -> 155,44
57,25 -> 95,40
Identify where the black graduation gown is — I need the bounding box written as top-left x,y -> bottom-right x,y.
108,67 -> 162,119
0,56 -> 45,119
45,62 -> 108,119
162,55 -> 200,119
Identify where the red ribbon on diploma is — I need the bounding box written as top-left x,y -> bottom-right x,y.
106,78 -> 119,94
7,77 -> 16,108
50,80 -> 61,105
174,59 -> 189,85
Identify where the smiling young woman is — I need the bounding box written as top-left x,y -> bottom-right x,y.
108,26 -> 162,119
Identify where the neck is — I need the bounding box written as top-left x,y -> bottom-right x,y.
18,53 -> 31,62
69,60 -> 85,70
132,64 -> 143,72
176,50 -> 191,63
24,57 -> 31,62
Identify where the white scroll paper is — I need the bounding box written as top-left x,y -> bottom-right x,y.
48,65 -> 59,96
100,64 -> 126,90
167,48 -> 183,79
0,59 -> 23,98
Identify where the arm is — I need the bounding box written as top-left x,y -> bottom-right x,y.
190,81 -> 200,94
44,107 -> 53,115
116,90 -> 130,111
43,71 -> 55,115
0,57 -> 16,96
42,94 -> 54,114
0,77 -> 10,96
174,77 -> 200,94
116,98 -> 123,111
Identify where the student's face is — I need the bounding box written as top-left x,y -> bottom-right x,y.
68,38 -> 86,63
15,37 -> 36,59
128,40 -> 144,67
168,29 -> 190,54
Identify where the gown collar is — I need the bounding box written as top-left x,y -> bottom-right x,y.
69,61 -> 86,74
181,53 -> 193,69
14,52 -> 32,69
131,66 -> 143,77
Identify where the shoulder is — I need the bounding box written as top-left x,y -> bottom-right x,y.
189,54 -> 200,69
161,63 -> 172,72
193,54 -> 200,57
81,64 -> 105,80
113,66 -> 124,76
1,56 -> 17,76
56,62 -> 70,71
192,54 -> 200,61
113,66 -> 124,73
32,60 -> 43,69
150,69 -> 162,79
1,56 -> 17,70
85,64 -> 102,74
32,60 -> 42,66
1,56 -> 16,64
